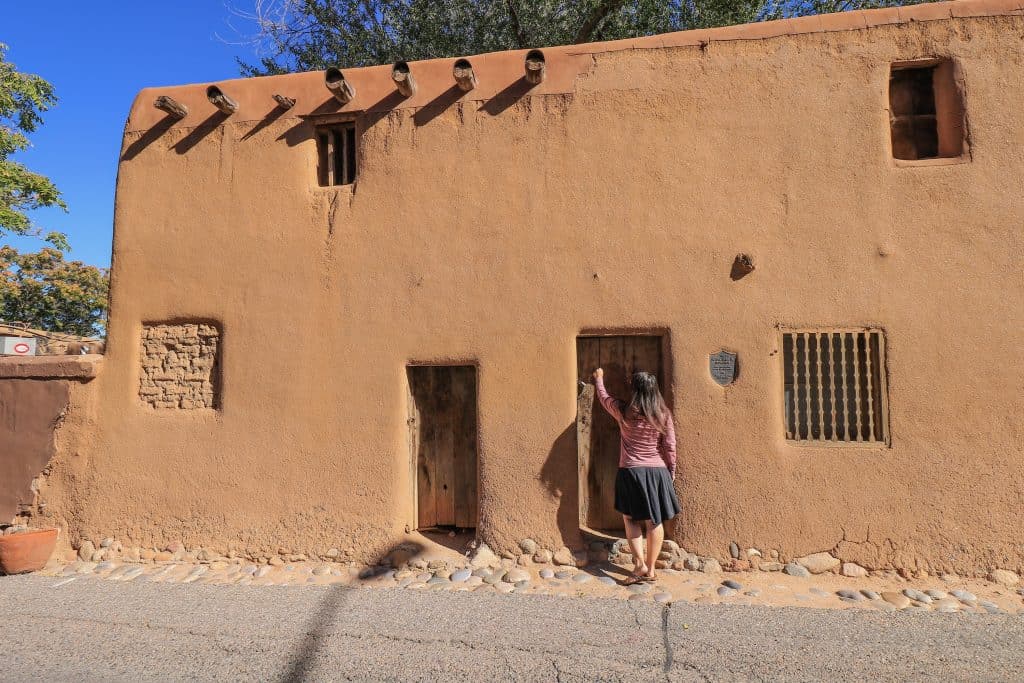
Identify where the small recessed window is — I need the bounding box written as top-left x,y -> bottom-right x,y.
782,329 -> 889,445
889,60 -> 966,162
316,122 -> 357,186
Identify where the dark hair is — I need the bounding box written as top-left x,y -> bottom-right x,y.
626,372 -> 668,433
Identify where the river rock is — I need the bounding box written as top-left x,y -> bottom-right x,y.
701,559 -> 722,574
903,588 -> 932,604
841,563 -> 868,578
881,591 -> 910,609
505,568 -> 530,584
783,563 -> 810,578
684,556 -> 702,571
78,541 -> 96,562
837,589 -> 863,601
795,552 -> 840,574
653,592 -> 672,604
722,579 -> 741,590
729,542 -> 739,559
572,572 -> 591,584
519,539 -> 537,555
717,586 -> 736,597
951,589 -> 977,604
925,589 -> 947,600
533,549 -> 553,564
989,569 -> 1019,587
539,568 -> 554,579
860,590 -> 881,601
450,568 -> 472,583
553,547 -> 574,566
470,543 -> 499,569
759,562 -> 784,572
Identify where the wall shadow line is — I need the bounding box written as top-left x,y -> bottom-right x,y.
479,78 -> 534,116
413,85 -> 466,126
173,111 -> 229,155
120,115 -> 177,161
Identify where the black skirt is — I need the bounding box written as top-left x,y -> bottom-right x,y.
614,467 -> 681,526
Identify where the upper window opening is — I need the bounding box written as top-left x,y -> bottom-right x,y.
316,122 -> 357,186
782,329 -> 889,445
889,60 -> 966,162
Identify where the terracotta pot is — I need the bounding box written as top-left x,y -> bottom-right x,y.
0,528 -> 58,575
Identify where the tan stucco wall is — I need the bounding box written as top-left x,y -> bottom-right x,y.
44,1 -> 1024,574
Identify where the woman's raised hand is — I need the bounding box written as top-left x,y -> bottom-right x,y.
593,368 -> 604,380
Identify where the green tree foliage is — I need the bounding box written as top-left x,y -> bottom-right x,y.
0,246 -> 108,337
235,0 -> 932,75
1,45 -> 108,335
0,43 -> 67,249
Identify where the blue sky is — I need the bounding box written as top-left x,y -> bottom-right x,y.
5,2 -> 266,267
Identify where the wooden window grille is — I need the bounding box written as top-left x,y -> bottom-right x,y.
782,329 -> 889,444
316,122 -> 357,186
889,60 -> 965,161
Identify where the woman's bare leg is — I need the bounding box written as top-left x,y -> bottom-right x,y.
623,516 -> 647,575
644,521 -> 664,578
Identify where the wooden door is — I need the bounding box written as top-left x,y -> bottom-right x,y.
408,366 -> 478,529
576,336 -> 664,532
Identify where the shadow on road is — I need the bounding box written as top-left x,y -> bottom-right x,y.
280,584 -> 353,682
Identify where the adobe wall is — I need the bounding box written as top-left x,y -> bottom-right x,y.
1,357 -> 101,528
42,2 -> 1024,574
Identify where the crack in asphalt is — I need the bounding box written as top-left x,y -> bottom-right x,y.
661,603 -> 673,674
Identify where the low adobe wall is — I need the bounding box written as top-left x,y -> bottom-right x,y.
0,356 -> 101,527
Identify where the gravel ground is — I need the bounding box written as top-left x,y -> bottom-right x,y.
1,574 -> 1021,682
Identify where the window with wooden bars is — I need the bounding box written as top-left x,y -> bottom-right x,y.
316,122 -> 357,186
889,60 -> 966,162
782,329 -> 889,445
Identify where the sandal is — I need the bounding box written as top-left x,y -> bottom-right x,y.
641,573 -> 658,583
622,574 -> 647,586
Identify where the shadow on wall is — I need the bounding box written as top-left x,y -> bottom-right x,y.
539,424 -> 580,547
120,115 -> 178,161
413,85 -> 467,126
122,75 -> 541,158
173,111 -> 230,155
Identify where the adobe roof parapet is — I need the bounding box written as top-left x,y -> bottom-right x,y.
0,355 -> 103,380
123,0 -> 1022,134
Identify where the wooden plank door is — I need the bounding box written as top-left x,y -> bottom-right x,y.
408,366 -> 478,529
576,336 -> 664,531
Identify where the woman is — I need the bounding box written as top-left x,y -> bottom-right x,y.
593,367 -> 680,584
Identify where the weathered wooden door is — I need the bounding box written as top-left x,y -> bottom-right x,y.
407,366 -> 478,529
577,336 -> 664,532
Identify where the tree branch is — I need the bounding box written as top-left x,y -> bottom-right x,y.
574,0 -> 627,43
505,0 -> 528,49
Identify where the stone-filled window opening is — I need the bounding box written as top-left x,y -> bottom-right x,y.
782,329 -> 889,444
139,323 -> 221,410
316,122 -> 357,186
889,60 -> 966,161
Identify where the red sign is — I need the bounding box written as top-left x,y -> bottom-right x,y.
13,342 -> 30,355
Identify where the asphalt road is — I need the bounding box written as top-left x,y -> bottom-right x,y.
1,575 -> 1021,682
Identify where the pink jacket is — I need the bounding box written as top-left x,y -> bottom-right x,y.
595,376 -> 677,475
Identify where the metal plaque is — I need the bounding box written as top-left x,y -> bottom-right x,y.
709,350 -> 737,386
